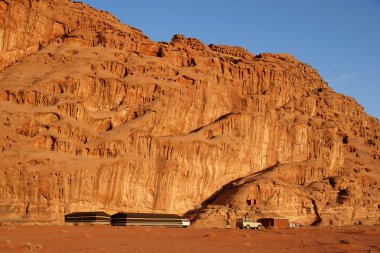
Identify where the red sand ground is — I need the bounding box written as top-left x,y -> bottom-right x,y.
0,224 -> 379,253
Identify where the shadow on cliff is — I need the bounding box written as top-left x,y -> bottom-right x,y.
184,163 -> 278,219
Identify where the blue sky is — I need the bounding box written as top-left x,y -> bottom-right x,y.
81,0 -> 380,119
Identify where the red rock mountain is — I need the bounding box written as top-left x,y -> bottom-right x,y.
0,0 -> 379,227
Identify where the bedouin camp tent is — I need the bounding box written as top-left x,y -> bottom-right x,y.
65,211 -> 111,224
111,212 -> 185,227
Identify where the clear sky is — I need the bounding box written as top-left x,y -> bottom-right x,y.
81,0 -> 380,120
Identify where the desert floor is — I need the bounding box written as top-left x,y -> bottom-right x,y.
0,224 -> 379,253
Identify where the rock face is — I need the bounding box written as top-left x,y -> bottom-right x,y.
0,0 -> 379,226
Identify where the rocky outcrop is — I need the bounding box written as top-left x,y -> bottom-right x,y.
209,44 -> 255,60
0,0 -> 379,226
0,0 -> 153,70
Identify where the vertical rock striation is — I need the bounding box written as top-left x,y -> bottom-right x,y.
0,0 -> 379,226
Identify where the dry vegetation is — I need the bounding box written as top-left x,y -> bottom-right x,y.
22,242 -> 43,252
0,239 -> 12,248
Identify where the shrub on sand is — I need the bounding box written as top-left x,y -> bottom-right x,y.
22,242 -> 43,252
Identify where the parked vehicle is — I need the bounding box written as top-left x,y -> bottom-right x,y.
236,218 -> 263,229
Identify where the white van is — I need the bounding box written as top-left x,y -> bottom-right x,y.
236,218 -> 263,229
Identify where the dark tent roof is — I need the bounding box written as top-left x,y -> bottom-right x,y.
111,212 -> 181,219
65,211 -> 110,218
65,211 -> 111,223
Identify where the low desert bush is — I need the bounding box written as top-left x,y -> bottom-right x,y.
339,239 -> 356,245
0,222 -> 15,230
22,242 -> 43,252
1,239 -> 12,248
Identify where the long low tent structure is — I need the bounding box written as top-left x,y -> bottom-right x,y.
65,211 -> 111,225
111,212 -> 190,228
258,218 -> 289,229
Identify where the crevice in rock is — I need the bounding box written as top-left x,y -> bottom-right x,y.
188,112 -> 240,134
310,198 -> 322,226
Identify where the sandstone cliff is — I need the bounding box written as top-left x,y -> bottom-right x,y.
0,0 -> 379,227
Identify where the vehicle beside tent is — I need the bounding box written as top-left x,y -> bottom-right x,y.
236,218 -> 263,229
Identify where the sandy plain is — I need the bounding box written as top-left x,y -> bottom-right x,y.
0,224 -> 379,253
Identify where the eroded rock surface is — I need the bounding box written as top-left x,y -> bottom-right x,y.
0,0 -> 379,226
